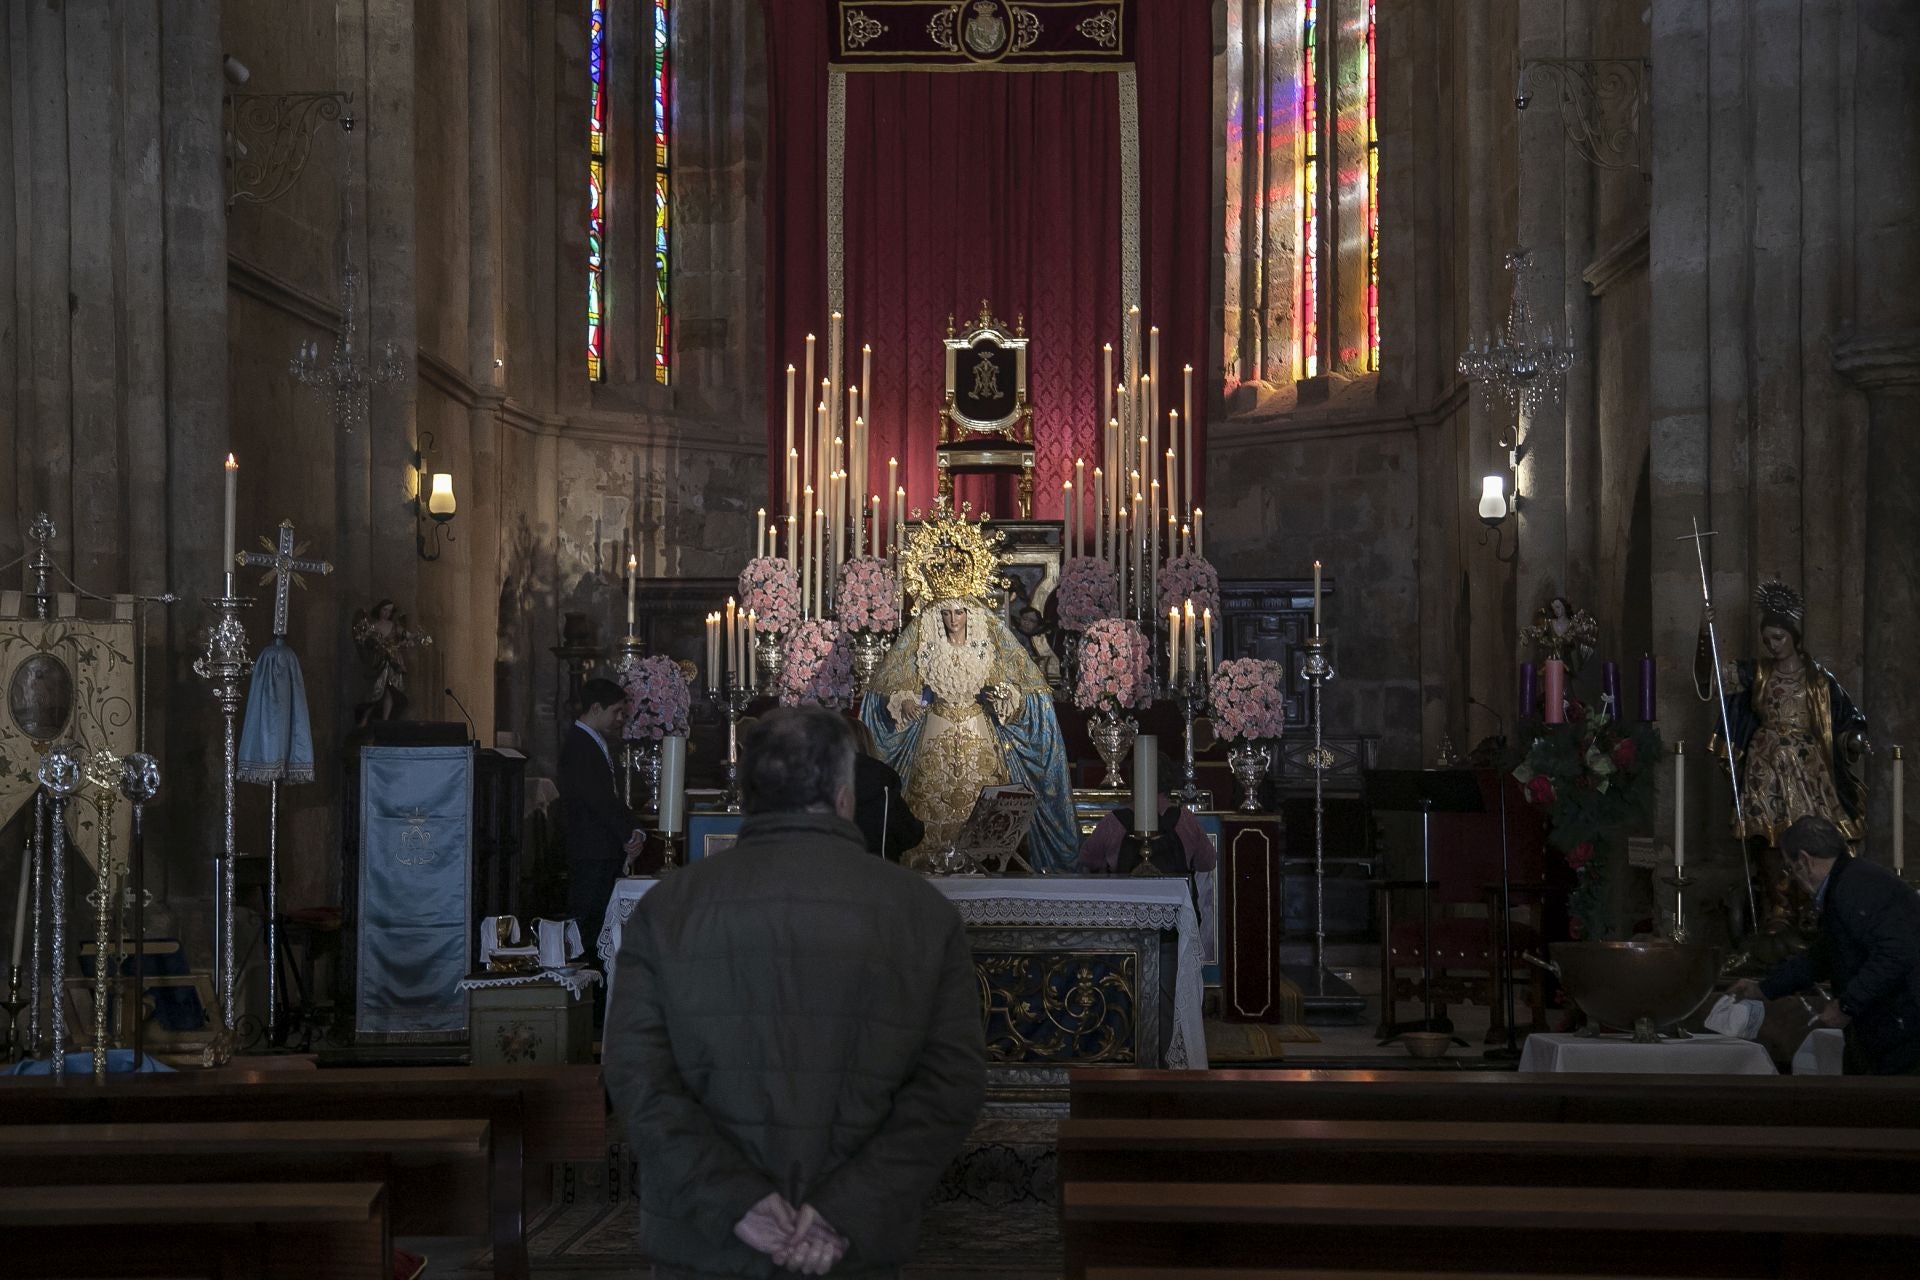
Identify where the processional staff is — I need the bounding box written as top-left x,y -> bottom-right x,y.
1678,518 -> 1759,928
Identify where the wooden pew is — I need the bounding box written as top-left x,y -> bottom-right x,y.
2,1182 -> 391,1279
0,1119 -> 491,1237
0,1064 -> 604,1280
1065,1181 -> 1920,1277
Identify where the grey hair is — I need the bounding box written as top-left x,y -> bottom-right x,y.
740,706 -> 856,815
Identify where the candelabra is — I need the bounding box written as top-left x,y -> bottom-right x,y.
35,746 -> 83,1079
1661,871 -> 1694,944
1456,249 -> 1576,415
1171,672 -> 1208,811
1302,633 -> 1338,991
82,750 -> 123,1082
120,754 -> 160,1067
290,191 -> 403,432
707,679 -> 753,812
192,577 -> 253,1067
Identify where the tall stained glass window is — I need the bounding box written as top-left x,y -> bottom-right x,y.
588,0 -> 607,382
652,0 -> 671,384
1365,0 -> 1379,372
1299,0 -> 1320,380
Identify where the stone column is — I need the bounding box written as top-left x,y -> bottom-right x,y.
468,0 -> 505,740
1841,0 -> 1920,865
366,0 -> 420,610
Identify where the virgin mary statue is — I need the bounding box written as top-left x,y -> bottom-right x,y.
860,508 -> 1078,871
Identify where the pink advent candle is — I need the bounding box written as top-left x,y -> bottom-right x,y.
1542,659 -> 1568,725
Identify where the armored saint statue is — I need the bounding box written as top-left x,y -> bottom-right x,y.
860,505 -> 1077,871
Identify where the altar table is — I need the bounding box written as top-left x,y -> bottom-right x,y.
599,874 -> 1208,1071
1517,1030 -> 1777,1076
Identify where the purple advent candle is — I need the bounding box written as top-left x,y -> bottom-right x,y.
1518,662 -> 1538,722
1638,654 -> 1657,721
1601,661 -> 1621,716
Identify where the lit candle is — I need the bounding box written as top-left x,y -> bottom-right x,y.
787,448 -> 800,549
223,453 -> 238,581
1203,607 -> 1216,676
1063,479 -> 1074,559
725,598 -> 738,686
1169,606 -> 1182,684
756,509 -> 766,561
802,486 -> 816,616
870,495 -> 880,558
1194,507 -> 1204,560
862,342 -> 872,415
1673,741 -> 1686,873
745,610 -> 758,691
1148,326 -> 1161,419
886,458 -> 898,551
895,487 -> 906,557
1181,522 -> 1192,557
784,363 -> 796,488
1093,467 -> 1106,565
627,553 -> 638,630
1184,599 -> 1198,680
1102,344 -> 1113,433
1182,364 -> 1194,514
1312,559 -> 1323,634
803,335 -> 816,487
786,514 -> 797,576
1134,735 -> 1159,835
1164,445 -> 1177,536
1896,746 -> 1906,874
706,614 -> 719,687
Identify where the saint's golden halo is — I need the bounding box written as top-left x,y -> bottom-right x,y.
898,497 -> 1011,613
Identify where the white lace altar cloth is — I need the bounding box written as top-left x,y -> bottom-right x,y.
456,968 -> 603,1001
599,873 -> 1206,1070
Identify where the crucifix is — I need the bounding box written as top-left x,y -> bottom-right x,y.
1677,517 -> 1757,927
239,519 -> 335,639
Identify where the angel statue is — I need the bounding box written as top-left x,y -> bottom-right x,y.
1521,595 -> 1600,675
859,503 -> 1078,872
1696,578 -> 1867,938
352,598 -> 434,724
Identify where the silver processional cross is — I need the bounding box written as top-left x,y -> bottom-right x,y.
238,519 -> 335,639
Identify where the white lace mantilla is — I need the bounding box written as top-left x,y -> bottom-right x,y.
458,968 -> 604,1001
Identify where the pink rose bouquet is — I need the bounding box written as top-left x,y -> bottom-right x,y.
1074,618 -> 1152,714
1057,557 -> 1120,632
1209,658 -> 1287,742
834,557 -> 901,635
621,654 -> 691,740
738,557 -> 801,635
777,618 -> 853,707
1157,553 -> 1220,616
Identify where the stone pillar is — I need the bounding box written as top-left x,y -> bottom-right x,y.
468,0 -> 505,741
1842,0 -> 1920,865
366,0 -> 420,611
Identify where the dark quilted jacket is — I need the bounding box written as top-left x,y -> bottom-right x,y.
603,810 -> 987,1278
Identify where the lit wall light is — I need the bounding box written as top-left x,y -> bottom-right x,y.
413,431 -> 457,561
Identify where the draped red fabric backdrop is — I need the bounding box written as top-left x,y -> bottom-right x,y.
762,0 -> 1213,524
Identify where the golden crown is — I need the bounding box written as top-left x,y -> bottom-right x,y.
899,498 -> 1009,611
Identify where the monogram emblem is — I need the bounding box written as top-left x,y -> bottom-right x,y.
969,351 -> 1002,401
397,808 -> 439,866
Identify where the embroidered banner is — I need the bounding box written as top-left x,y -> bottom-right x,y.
834,1 -> 1132,69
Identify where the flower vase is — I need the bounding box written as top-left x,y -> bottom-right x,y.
754,629 -> 785,690
1089,711 -> 1139,789
849,629 -> 892,700
625,739 -> 662,815
1227,741 -> 1273,812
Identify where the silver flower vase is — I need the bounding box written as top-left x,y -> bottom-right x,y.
1227,741 -> 1274,812
754,629 -> 785,690
849,629 -> 893,700
1089,711 -> 1139,789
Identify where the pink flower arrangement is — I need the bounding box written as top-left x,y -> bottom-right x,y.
1209,658 -> 1287,742
621,655 -> 691,740
834,557 -> 901,635
1074,619 -> 1152,714
1057,557 -> 1120,632
777,618 -> 853,707
1157,553 -> 1221,616
738,557 -> 801,635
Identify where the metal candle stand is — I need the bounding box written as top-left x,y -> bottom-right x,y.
707,679 -> 753,812
1,967 -> 26,1063
119,755 -> 160,1068
1171,672 -> 1207,811
1662,871 -> 1695,944
1302,633 -> 1337,992
82,752 -> 122,1081
192,576 -> 252,1066
35,748 -> 83,1078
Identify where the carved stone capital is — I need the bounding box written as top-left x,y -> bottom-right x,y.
1834,331 -> 1920,392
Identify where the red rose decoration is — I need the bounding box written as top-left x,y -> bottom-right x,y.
1525,775 -> 1555,806
1611,738 -> 1637,769
1568,697 -> 1588,724
1565,841 -> 1595,870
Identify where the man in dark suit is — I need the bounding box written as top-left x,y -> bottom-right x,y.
560,678 -> 642,953
1733,816 -> 1920,1075
853,751 -> 924,862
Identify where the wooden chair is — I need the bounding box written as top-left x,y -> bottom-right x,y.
1375,770 -> 1549,1041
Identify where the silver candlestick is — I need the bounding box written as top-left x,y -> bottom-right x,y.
119,754 -> 161,1068
707,679 -> 753,812
25,791 -> 45,1060
1173,673 -> 1207,811
36,745 -> 84,1079
1661,871 -> 1695,943
1302,632 -> 1337,991
193,577 -> 252,1066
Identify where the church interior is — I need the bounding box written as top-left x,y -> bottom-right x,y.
4,0 -> 1920,1275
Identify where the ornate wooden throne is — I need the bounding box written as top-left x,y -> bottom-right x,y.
937,301 -> 1035,518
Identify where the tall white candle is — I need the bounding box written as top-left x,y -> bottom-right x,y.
1102,344 -> 1113,435
802,486 -> 816,615
784,364 -> 796,486
725,598 -> 738,685
1134,735 -> 1159,834
1182,364 -> 1194,516
1674,741 -> 1686,873
223,453 -> 238,580
627,553 -> 638,629
1194,507 -> 1204,560
803,336 -> 816,491
870,495 -> 880,558
861,343 -> 872,420
1895,746 -> 1906,874
1203,607 -> 1216,676
1184,599 -> 1198,681
1093,468 -> 1106,565
745,610 -> 757,690
755,510 -> 766,561
659,735 -> 688,834
1313,560 -> 1323,633
1164,444 -> 1177,533
1168,607 -> 1181,684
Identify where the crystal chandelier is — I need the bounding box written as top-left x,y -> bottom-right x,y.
1456,248 -> 1575,415
290,192 -> 404,425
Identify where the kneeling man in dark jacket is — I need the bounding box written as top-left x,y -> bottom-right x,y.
1733,816 -> 1920,1075
604,706 -> 987,1278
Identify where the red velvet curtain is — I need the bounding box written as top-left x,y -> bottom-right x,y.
763,0 -> 1212,522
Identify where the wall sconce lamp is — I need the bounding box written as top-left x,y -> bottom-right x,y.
413,431 -> 457,561
1477,427 -> 1523,561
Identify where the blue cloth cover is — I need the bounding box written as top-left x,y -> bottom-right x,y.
9,1050 -> 173,1075
239,638 -> 316,784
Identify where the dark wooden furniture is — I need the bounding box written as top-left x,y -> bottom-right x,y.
2,1181 -> 391,1279
1216,814 -> 1286,1023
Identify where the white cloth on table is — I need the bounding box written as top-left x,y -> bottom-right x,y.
457,968 -> 604,1001
1517,1030 -> 1777,1075
598,872 -> 1209,1069
1702,993 -> 1767,1040
1793,1027 -> 1846,1075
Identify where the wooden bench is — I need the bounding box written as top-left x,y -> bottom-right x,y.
1065,1181 -> 1920,1277
1,1182 -> 390,1279
0,1119 -> 491,1236
0,1064 -> 603,1280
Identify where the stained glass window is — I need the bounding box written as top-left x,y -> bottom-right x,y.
1299,0 -> 1320,380
1365,0 -> 1379,372
588,0 -> 607,382
652,0 -> 671,384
